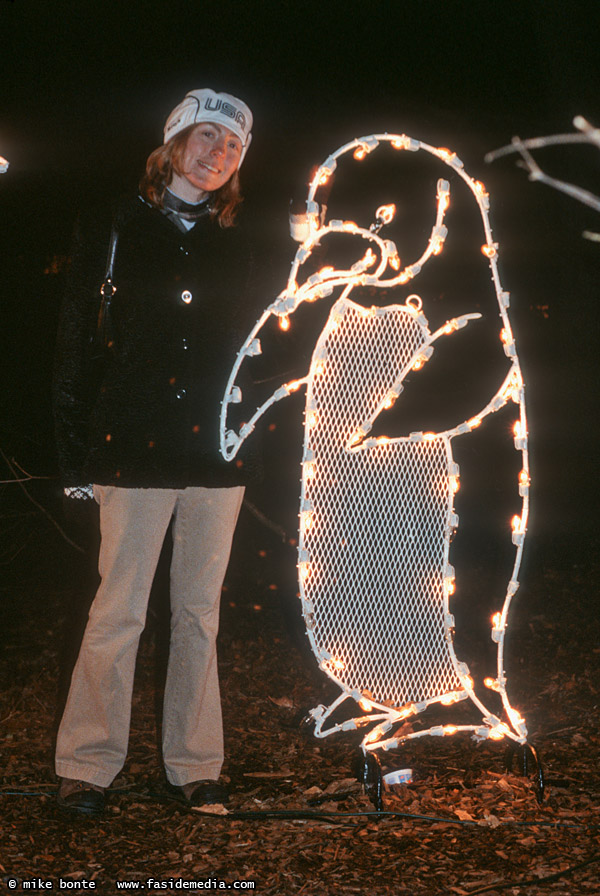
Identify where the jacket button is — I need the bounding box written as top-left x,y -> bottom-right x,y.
175,388 -> 187,399
181,338 -> 189,350
181,290 -> 193,304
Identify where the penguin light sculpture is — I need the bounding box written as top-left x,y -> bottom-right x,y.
220,133 -> 536,795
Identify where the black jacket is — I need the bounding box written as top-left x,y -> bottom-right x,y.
53,196 -> 259,488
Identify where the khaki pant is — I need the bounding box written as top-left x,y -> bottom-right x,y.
55,484 -> 245,788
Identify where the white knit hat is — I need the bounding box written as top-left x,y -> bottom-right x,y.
164,89 -> 253,165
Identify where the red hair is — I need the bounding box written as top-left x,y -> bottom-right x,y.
139,125 -> 243,228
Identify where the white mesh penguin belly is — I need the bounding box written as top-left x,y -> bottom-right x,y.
300,298 -> 461,709
220,133 -> 531,762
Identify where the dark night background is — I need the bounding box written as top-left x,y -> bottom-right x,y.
1,0 -> 598,576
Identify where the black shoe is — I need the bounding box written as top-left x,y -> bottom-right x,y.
172,779 -> 229,807
57,778 -> 105,816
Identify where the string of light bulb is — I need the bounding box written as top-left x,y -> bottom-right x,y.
220,132 -> 531,756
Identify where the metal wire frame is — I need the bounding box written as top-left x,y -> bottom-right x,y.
220,133 -> 530,757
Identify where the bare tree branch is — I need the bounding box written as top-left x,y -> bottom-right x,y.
485,116 -> 600,163
0,448 -> 85,553
485,117 -> 600,237
510,135 -> 600,212
485,133 -> 590,163
8,457 -> 54,480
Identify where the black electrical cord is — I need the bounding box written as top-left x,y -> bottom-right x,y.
2,791 -> 598,893
2,789 -> 599,832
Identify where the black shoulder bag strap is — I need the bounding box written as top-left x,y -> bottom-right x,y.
97,223 -> 119,349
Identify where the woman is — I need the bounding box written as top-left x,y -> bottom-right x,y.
53,88 -> 256,815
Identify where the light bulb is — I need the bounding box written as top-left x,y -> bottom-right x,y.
438,193 -> 450,213
481,244 -> 498,259
301,511 -> 313,531
488,726 -> 506,741
375,203 -> 396,225
441,693 -> 457,706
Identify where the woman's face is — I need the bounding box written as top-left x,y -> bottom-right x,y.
170,122 -> 242,202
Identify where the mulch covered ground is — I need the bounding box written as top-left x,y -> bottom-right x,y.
1,496 -> 599,895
